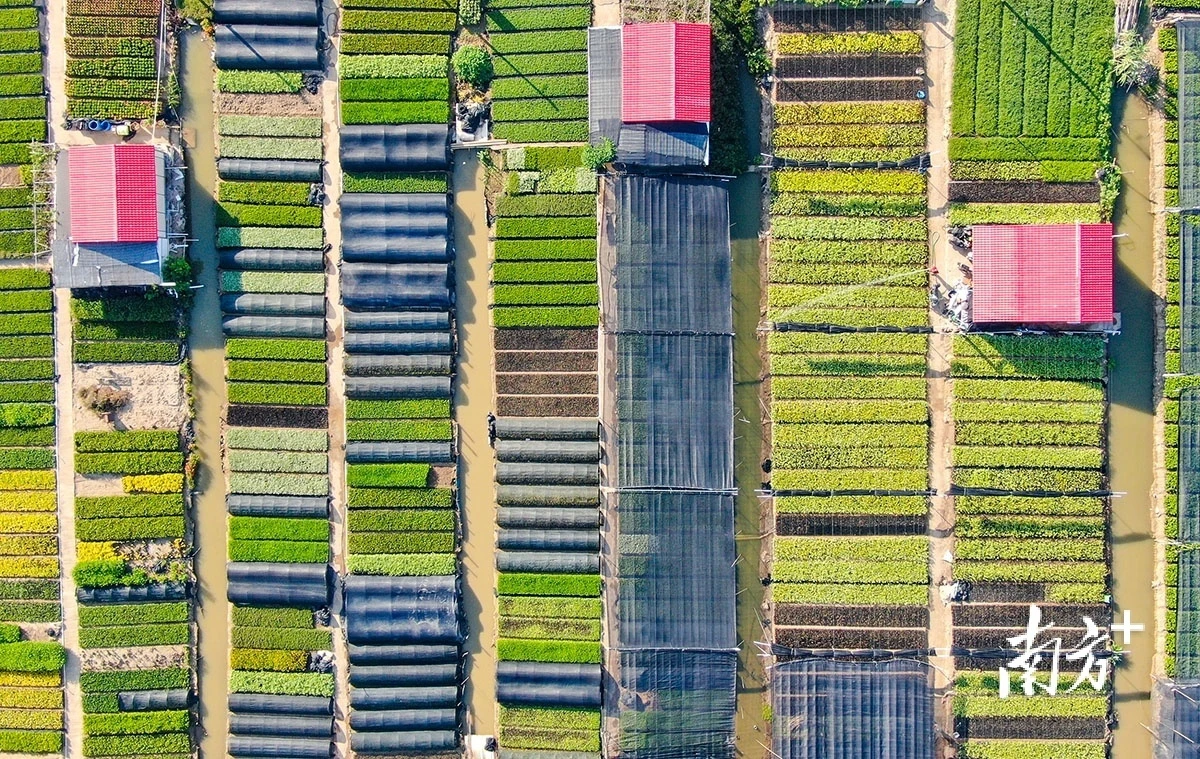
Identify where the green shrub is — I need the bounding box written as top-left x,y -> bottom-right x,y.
0,337 -> 51,359
79,602 -> 187,627
218,70 -> 302,94
453,45 -> 493,87
0,641 -> 63,672
226,427 -> 328,452
83,710 -> 188,736
0,426 -> 53,446
347,553 -> 457,575
341,54 -> 447,79
226,338 -> 326,361
229,671 -> 334,697
486,7 -> 590,31
229,626 -> 330,651
76,516 -> 185,541
76,452 -> 183,475
75,430 -> 177,453
229,648 -> 307,672
231,606 -> 312,628
347,463 -> 430,488
346,398 -> 449,418
0,448 -> 51,469
83,733 -> 190,756
73,558 -> 147,589
0,290 -> 47,314
497,638 -> 600,664
340,77 -> 449,102
0,267 -> 47,290
75,494 -> 182,519
497,573 -> 600,597
79,622 -> 189,648
0,730 -> 62,754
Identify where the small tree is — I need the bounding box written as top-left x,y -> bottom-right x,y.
583,139 -> 616,171
1113,30 -> 1157,90
163,256 -> 193,288
453,46 -> 494,89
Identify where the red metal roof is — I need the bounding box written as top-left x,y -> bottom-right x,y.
621,23 -> 711,124
69,144 -> 159,244
972,224 -> 1114,325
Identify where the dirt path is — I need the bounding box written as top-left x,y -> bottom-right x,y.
319,16 -> 351,755
453,152 -> 498,737
53,289 -> 82,759
924,0 -> 958,744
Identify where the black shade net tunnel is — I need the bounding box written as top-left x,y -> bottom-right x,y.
771,658 -> 934,759
341,125 -> 451,173
214,24 -> 321,71
1182,220 -> 1200,374
600,175 -> 738,758
213,0 -> 320,25
343,575 -> 462,755
217,159 -> 323,183
1179,549 -> 1200,681
226,562 -> 330,608
1181,389 -> 1200,540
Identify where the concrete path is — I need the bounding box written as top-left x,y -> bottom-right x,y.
924,0 -> 959,745
453,152 -> 499,737
53,288 -> 82,759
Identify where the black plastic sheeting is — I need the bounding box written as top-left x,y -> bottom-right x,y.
494,417 -> 598,440
346,441 -> 452,464
227,562 -> 329,608
342,263 -> 450,311
344,575 -> 461,646
497,662 -> 602,708
230,715 -> 334,738
221,293 -> 325,316
617,650 -> 737,759
220,248 -> 324,272
223,315 -> 324,337
214,25 -> 321,71
341,125 -> 449,173
771,659 -> 933,759
227,494 -> 328,518
346,311 -> 450,332
229,693 -> 333,716
344,332 -> 452,355
1166,682 -> 1200,759
496,551 -> 599,574
497,485 -> 599,507
78,583 -> 187,603
227,736 -> 331,759
350,730 -> 456,755
496,463 -> 598,486
347,644 -> 458,664
349,708 -> 455,732
218,158 -> 322,183
345,376 -> 451,399
347,354 -> 452,376
117,689 -> 191,711
498,529 -> 597,552
496,439 -> 598,463
213,0 -> 319,25
342,193 -> 450,264
349,663 -> 457,687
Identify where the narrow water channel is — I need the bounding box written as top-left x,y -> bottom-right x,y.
731,172 -> 767,759
178,29 -> 228,759
453,152 -> 498,736
1109,90 -> 1156,759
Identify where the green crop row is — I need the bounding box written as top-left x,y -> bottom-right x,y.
230,516 -> 330,542
75,452 -> 182,476
347,463 -> 430,488
228,472 -> 327,497
343,171 -> 447,194
347,509 -> 453,532
76,495 -> 181,519
486,7 -> 589,31
492,74 -> 586,100
341,32 -> 450,55
493,306 -> 598,328
342,100 -> 450,125
346,419 -> 452,441
227,382 -> 326,406
220,270 -> 324,294
340,77 -> 449,102
773,582 -> 926,605
492,261 -> 596,284
217,70 -> 302,94
493,120 -> 589,144
227,359 -> 326,384
497,573 -> 600,597
226,426 -> 328,452
347,553 -> 456,576
217,115 -> 322,138
229,671 -> 334,697
72,295 -> 175,323
231,606 -> 312,628
347,486 -> 452,508
219,137 -> 322,162
76,516 -> 185,542
218,181 -> 312,206
340,54 -> 447,79
216,202 -> 322,228
348,532 -> 453,554
230,626 -> 330,651
947,202 -> 1101,225
79,622 -> 188,649
79,601 -> 186,627
229,648 -> 306,672
74,341 -> 179,364
777,31 -> 921,55
229,539 -> 329,563
226,338 -> 326,361
217,226 -> 323,249
80,667 -> 188,692
775,101 -> 926,126
343,9 -> 456,31
494,239 -> 594,261
229,449 -> 327,474
497,638 -> 599,664
775,494 -> 927,516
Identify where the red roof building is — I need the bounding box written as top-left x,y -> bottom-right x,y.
972,223 -> 1114,325
68,144 -> 161,244
621,23 -> 711,124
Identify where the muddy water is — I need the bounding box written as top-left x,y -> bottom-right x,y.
1109,91 -> 1156,759
731,170 -> 768,759
179,29 -> 228,759
453,152 -> 498,736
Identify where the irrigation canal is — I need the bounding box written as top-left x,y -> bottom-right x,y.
1109,90 -> 1156,759
179,28 -> 229,759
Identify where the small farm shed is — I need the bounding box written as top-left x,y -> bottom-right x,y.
588,22 -> 712,166
971,223 -> 1114,327
57,143 -> 166,288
